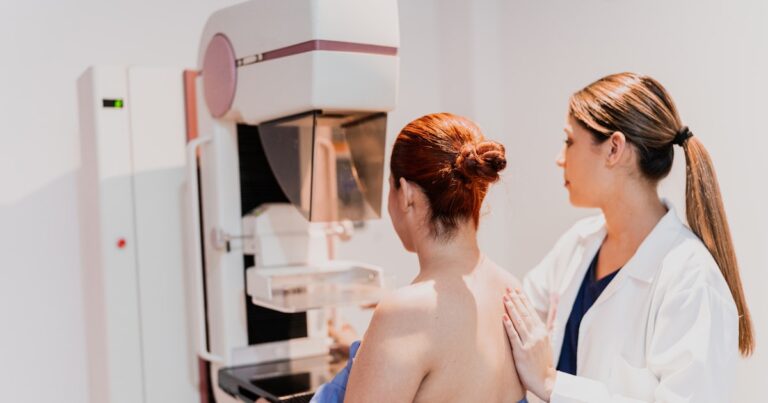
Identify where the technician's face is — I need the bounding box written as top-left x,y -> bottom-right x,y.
556,115 -> 607,208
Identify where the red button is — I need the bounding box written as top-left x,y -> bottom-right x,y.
117,238 -> 127,249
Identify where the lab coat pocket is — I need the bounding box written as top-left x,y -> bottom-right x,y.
610,355 -> 658,401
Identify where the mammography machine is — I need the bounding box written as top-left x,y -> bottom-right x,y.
77,1 -> 399,401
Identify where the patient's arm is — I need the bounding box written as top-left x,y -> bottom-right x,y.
343,287 -> 434,403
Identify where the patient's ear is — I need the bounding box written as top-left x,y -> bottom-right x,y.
398,177 -> 414,212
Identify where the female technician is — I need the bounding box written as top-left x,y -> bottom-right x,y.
503,72 -> 753,402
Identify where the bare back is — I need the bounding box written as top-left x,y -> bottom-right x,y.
345,257 -> 525,403
411,257 -> 524,402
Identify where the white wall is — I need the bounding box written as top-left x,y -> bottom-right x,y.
1,0 -> 765,401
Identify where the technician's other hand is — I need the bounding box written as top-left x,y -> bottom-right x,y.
310,340 -> 361,402
328,319 -> 358,358
503,288 -> 556,402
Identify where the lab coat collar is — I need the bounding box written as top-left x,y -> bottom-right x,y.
622,200 -> 685,284
578,199 -> 686,284
552,200 -> 688,371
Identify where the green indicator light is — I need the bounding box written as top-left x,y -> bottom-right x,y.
102,99 -> 125,109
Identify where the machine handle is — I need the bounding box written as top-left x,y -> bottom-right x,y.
186,136 -> 223,363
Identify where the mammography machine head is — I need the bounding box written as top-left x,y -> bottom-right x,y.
197,0 -> 399,222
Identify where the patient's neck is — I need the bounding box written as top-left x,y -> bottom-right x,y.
413,222 -> 482,281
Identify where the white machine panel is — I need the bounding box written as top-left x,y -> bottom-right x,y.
78,66 -> 198,403
78,66 -> 144,403
128,67 -> 198,403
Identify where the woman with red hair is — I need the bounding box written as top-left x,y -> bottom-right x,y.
341,113 -> 526,402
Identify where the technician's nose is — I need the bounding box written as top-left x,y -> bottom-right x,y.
555,146 -> 565,168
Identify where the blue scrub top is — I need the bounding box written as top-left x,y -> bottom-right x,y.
556,248 -> 619,375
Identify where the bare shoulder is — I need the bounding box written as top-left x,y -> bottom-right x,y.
346,282 -> 437,402
487,258 -> 523,291
357,282 -> 439,371
367,282 -> 438,336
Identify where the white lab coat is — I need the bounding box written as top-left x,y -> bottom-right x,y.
523,201 -> 739,403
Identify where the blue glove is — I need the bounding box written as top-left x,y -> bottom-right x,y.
309,340 -> 361,403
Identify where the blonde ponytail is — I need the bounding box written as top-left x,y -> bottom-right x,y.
683,137 -> 754,356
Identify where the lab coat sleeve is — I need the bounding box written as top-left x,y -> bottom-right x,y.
550,371 -> 644,403
522,248 -> 555,320
646,283 -> 738,402
550,284 -> 738,403
522,229 -> 574,320
523,216 -> 602,320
